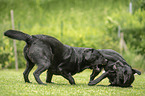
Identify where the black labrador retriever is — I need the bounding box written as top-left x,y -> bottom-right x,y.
4,30 -> 107,85
88,49 -> 141,87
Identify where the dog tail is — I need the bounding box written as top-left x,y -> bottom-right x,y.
4,30 -> 32,44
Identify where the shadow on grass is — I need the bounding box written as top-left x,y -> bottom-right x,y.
25,82 -> 133,89
96,85 -> 133,88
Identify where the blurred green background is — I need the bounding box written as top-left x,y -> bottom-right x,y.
0,0 -> 145,72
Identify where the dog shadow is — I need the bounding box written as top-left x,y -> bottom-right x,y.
96,85 -> 133,88
28,82 -> 133,88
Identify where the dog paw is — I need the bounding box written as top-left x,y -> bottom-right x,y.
70,82 -> 76,85
47,82 -> 55,84
88,83 -> 95,86
71,83 -> 76,85
40,83 -> 47,86
46,81 -> 55,83
88,81 -> 96,86
25,81 -> 32,83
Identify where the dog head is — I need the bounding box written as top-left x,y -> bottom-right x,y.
109,61 -> 141,87
83,49 -> 107,69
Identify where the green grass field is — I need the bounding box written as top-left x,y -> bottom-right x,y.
0,68 -> 144,96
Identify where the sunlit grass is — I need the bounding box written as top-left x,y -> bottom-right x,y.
0,69 -> 144,96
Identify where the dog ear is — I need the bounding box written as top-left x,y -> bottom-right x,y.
132,69 -> 141,75
123,75 -> 129,84
84,49 -> 93,61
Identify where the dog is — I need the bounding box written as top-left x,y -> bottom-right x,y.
4,30 -> 107,85
88,49 -> 141,87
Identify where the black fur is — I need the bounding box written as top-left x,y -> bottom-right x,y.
4,30 -> 141,87
88,49 -> 141,87
4,30 -> 32,44
4,30 -> 106,85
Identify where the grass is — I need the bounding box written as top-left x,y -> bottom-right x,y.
0,1 -> 145,94
0,68 -> 145,96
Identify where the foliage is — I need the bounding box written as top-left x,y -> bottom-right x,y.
0,36 -> 15,68
105,8 -> 145,55
0,0 -> 144,71
122,49 -> 145,72
0,69 -> 145,96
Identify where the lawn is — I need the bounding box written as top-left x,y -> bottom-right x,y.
0,68 -> 144,96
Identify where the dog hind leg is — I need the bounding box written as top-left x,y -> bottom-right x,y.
23,60 -> 34,83
33,62 -> 51,85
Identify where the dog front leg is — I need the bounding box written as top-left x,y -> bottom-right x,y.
62,72 -> 75,85
88,71 -> 108,86
59,68 -> 75,85
46,69 -> 53,83
90,67 -> 102,81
